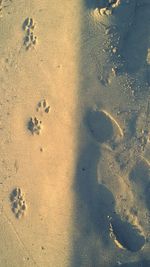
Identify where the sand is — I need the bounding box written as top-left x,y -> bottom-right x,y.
0,0 -> 150,266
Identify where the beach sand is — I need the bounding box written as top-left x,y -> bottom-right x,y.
0,0 -> 150,266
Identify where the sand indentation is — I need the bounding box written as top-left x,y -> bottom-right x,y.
27,100 -> 50,135
10,187 -> 27,219
96,0 -> 120,17
86,109 -> 123,143
22,17 -> 37,50
86,109 -> 114,143
28,117 -> 42,135
109,216 -> 145,252
37,99 -> 50,114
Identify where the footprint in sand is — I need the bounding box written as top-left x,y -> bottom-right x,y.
86,109 -> 114,143
86,108 -> 123,144
36,99 -> 51,114
27,99 -> 50,135
93,1 -> 150,88
10,187 -> 27,219
109,215 -> 145,252
94,0 -> 135,36
22,17 -> 37,50
28,117 -> 43,135
86,108 -> 146,252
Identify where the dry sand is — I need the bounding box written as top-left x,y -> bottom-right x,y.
0,0 -> 150,267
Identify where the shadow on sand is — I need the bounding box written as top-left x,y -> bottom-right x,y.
121,3 -> 150,74
71,111 -> 145,266
71,141 -> 116,267
113,260 -> 150,267
71,0 -> 148,266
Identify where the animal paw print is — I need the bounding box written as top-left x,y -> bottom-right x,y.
10,187 -> 27,219
28,117 -> 42,135
37,99 -> 50,114
22,17 -> 37,50
27,99 -> 50,136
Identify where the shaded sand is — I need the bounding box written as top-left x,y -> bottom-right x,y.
0,0 -> 80,266
72,0 -> 150,267
0,0 -> 150,267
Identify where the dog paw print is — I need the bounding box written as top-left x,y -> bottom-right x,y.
37,99 -> 50,114
23,17 -> 35,31
28,117 -> 42,135
27,99 -> 50,136
22,17 -> 37,50
10,187 -> 27,219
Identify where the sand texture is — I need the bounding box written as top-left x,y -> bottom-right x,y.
0,0 -> 150,266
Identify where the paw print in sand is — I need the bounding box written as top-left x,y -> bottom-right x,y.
22,17 -> 37,50
28,117 -> 42,135
27,99 -> 50,136
10,187 -> 27,219
37,99 -> 50,114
